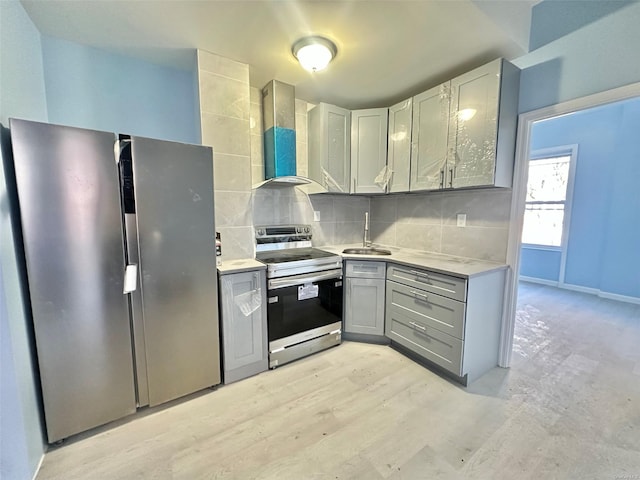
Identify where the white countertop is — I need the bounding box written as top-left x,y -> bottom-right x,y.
217,258 -> 266,275
319,244 -> 508,278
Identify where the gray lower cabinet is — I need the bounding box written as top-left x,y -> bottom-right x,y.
344,261 -> 386,337
385,263 -> 505,385
218,269 -> 268,384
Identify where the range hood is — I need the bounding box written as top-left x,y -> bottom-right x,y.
254,80 -> 315,189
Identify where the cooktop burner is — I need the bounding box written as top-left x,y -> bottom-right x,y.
256,247 -> 336,265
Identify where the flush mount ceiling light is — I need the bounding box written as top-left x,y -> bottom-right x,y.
292,36 -> 337,72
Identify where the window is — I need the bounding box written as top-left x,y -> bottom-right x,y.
521,155 -> 571,247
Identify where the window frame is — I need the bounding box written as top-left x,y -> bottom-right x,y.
523,145 -> 579,283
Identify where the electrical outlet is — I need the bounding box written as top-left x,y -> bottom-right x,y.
457,213 -> 467,227
313,210 -> 321,222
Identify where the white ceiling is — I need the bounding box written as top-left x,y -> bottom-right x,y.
21,0 -> 538,109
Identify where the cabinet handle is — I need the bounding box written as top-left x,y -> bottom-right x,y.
410,290 -> 428,302
355,265 -> 378,271
409,321 -> 427,332
253,273 -> 258,291
449,168 -> 454,188
439,169 -> 444,189
409,270 -> 430,279
353,178 -> 356,192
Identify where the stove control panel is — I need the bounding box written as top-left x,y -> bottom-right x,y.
255,224 -> 312,244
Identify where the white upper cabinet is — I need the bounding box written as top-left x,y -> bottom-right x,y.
308,103 -> 351,193
387,98 -> 412,193
351,108 -> 389,194
410,84 -> 451,191
448,58 -> 519,189
308,59 -> 518,195
410,58 -> 520,192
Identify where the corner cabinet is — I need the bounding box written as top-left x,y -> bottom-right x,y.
385,263 -> 505,385
387,98 -> 412,193
308,103 -> 352,193
410,58 -> 520,192
351,108 -> 389,194
343,261 -> 386,339
218,269 -> 268,384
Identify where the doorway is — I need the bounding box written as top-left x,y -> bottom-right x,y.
500,81 -> 640,367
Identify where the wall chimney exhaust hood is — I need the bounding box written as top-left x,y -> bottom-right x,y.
254,80 -> 313,189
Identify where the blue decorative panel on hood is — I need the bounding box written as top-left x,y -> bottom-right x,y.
264,126 -> 296,178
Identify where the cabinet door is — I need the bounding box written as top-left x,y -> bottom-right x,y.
351,108 -> 388,194
388,98 -> 412,193
220,270 -> 267,373
308,103 -> 351,193
448,59 -> 501,188
344,277 -> 386,335
410,83 -> 451,191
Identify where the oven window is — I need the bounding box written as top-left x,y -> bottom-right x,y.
267,278 -> 342,342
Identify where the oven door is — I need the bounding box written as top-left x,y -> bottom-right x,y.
267,269 -> 343,346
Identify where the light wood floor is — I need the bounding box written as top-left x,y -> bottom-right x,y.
37,282 -> 640,479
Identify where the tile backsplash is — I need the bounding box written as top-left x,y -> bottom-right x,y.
370,189 -> 512,263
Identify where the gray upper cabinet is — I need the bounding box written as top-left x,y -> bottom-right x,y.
219,269 -> 268,384
308,102 -> 352,193
387,98 -> 412,193
448,58 -> 520,189
410,58 -> 520,192
351,108 -> 389,194
410,83 -> 451,192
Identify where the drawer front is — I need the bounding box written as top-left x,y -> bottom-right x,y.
345,260 -> 386,279
385,310 -> 463,376
387,264 -> 466,301
386,281 -> 465,339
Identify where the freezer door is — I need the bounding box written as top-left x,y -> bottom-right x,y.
131,136 -> 220,406
9,119 -> 136,443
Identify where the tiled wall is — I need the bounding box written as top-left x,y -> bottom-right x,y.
307,195 -> 371,246
197,50 -> 253,260
370,189 -> 512,263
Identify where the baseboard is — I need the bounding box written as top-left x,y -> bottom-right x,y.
519,276 -> 558,287
520,277 -> 640,305
32,454 -> 44,480
557,283 -> 600,295
598,291 -> 640,305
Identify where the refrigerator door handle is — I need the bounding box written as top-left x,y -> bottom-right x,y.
123,264 -> 138,294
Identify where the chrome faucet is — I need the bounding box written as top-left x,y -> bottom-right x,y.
363,212 -> 372,247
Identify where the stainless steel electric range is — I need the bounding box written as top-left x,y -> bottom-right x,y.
255,225 -> 343,368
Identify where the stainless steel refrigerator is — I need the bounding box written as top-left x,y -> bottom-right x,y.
9,119 -> 221,443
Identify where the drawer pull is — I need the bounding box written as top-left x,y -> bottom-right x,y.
409,270 -> 430,280
410,290 -> 428,302
409,321 -> 426,332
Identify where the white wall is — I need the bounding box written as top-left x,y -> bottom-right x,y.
0,1 -> 48,478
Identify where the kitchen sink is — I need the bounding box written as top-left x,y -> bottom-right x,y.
342,247 -> 392,255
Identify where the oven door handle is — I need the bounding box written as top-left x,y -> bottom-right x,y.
268,268 -> 343,290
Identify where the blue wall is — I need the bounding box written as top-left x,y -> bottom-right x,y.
520,248 -> 561,282
521,98 -> 640,299
529,0 -> 631,51
0,2 -> 48,479
515,2 -> 640,113
42,36 -> 198,144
